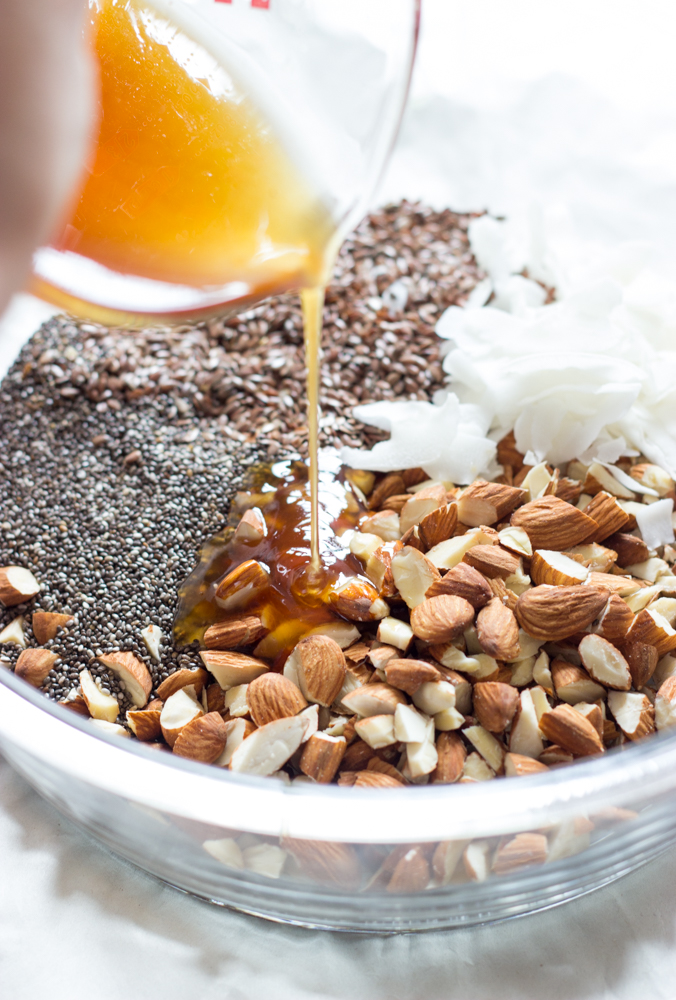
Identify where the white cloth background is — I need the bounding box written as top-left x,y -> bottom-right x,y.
4,2 -> 676,996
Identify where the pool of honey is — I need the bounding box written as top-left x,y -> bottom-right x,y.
174,457 -> 368,668
52,0 -> 333,294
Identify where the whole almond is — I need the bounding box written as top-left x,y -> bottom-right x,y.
173,711 -> 229,763
515,585 -> 610,642
203,615 -> 267,650
246,671 -> 307,726
293,634 -> 347,706
510,496 -> 598,549
431,731 -> 467,783
473,681 -> 519,733
425,561 -> 492,608
476,598 -> 520,660
539,704 -> 605,756
410,595 -> 474,643
384,658 -> 440,695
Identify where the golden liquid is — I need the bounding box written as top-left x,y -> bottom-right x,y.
46,1 -> 347,617
174,459 -> 368,667
49,0 -> 333,298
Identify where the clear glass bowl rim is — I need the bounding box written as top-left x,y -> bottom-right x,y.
2,667 -> 676,844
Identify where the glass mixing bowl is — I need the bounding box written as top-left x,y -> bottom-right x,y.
2,664 -> 676,932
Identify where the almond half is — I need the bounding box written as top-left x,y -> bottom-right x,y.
539,704 -> 605,756
173,711 -> 228,763
214,560 -> 270,612
97,650 -> 152,708
156,667 -> 209,701
578,634 -> 631,691
203,615 -> 267,650
457,480 -> 527,527
0,566 -> 40,607
200,650 -> 269,690
530,549 -> 588,587
31,611 -> 72,644
15,648 -> 59,687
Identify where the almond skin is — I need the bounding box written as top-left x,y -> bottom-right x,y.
214,560 -> 270,611
539,704 -> 605,756
605,532 -> 651,568
463,544 -> 520,580
300,733 -> 346,783
622,640 -> 659,690
329,578 -> 389,622
457,480 -> 527,526
386,847 -> 430,892
173,711 -> 229,763
504,753 -> 549,777
425,561 -> 493,608
15,648 -> 59,687
418,503 -> 458,549
431,731 -> 467,783
368,473 -> 406,510
31,611 -> 72,644
246,671 -> 308,727
582,491 -> 631,542
203,615 -> 267,650
476,598 -> 520,660
410,595 -> 474,643
473,682 -> 519,733
626,609 -> 676,657
293,634 -> 347,706
510,495 -> 598,550
492,833 -> 548,875
384,658 -> 440,695
595,593 -> 634,643
126,708 -> 162,741
280,838 -> 360,887
156,667 -> 209,701
515,585 -> 610,642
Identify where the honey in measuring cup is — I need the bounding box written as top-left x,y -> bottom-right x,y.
35,0 -> 336,323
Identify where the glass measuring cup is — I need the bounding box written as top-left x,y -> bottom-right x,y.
31,0 -> 420,326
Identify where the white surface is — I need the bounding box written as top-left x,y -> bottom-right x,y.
4,0 -> 676,995
3,756 -> 676,1000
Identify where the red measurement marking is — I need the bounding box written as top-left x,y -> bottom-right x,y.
251,0 -> 270,7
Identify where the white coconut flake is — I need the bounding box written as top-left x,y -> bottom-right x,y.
344,210 -> 676,482
341,394 -> 496,485
635,499 -> 675,550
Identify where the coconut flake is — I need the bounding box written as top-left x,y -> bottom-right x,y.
635,498 -> 675,549
346,211 -> 676,481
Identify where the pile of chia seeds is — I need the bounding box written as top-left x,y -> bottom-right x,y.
0,201 -> 482,712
